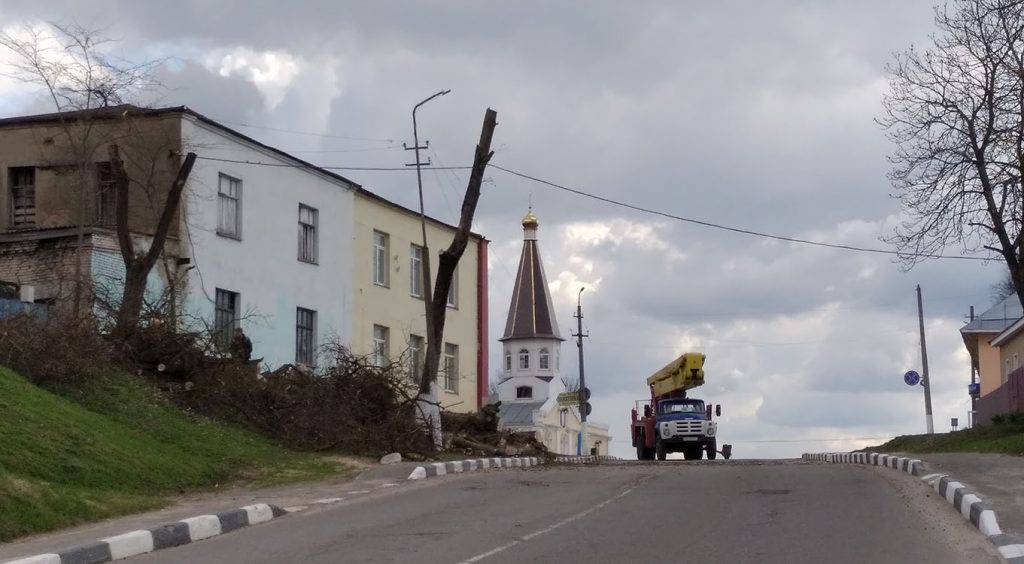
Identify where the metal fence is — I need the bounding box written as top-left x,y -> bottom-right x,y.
977,367 -> 1024,425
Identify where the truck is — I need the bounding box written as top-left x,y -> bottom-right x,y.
631,352 -> 724,461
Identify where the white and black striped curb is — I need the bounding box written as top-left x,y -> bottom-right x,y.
407,457 -> 544,480
3,504 -> 286,564
554,455 -> 620,463
805,452 -> 1024,564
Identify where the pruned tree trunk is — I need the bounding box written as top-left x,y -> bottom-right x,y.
110,144 -> 197,335
416,108 -> 498,449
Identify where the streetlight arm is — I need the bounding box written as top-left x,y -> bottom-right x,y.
414,89 -> 452,116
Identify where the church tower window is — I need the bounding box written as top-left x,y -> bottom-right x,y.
518,348 -> 530,370
539,348 -> 550,370
516,386 -> 533,399
505,351 -> 512,372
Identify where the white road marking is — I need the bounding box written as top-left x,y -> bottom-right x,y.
312,497 -> 344,504
380,483 -> 400,488
283,506 -> 308,512
345,490 -> 371,495
457,485 -> 638,563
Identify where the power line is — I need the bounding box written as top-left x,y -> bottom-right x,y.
193,155 -> 470,172
487,164 -> 993,262
188,153 -> 995,262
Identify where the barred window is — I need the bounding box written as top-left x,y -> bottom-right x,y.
9,167 -> 35,228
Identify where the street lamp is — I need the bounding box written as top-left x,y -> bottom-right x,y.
406,90 -> 450,387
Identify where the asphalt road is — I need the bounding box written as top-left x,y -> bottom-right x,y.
126,459 -> 1001,564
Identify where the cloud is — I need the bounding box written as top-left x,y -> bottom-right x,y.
0,0 -> 1003,461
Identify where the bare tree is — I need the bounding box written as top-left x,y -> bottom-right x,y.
0,22 -> 189,332
880,0 -> 1024,304
415,108 -> 497,448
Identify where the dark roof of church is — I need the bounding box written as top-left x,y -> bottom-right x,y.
501,233 -> 563,342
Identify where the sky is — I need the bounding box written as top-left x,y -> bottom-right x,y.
0,1 -> 1008,459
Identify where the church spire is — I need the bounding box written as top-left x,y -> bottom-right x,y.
501,208 -> 563,342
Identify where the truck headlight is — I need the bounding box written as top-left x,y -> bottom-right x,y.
706,425 -> 716,437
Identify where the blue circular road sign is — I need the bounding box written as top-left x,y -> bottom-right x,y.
904,370 -> 921,386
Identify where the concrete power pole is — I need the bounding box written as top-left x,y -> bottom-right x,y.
917,285 -> 935,434
573,288 -> 589,455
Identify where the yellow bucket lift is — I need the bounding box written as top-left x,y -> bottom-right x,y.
646,352 -> 705,398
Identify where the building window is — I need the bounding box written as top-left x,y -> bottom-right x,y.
447,266 -> 459,308
519,348 -> 530,370
410,244 -> 423,297
214,288 -> 239,350
539,348 -> 550,370
443,343 -> 458,392
505,351 -> 512,372
298,204 -> 318,263
408,334 -> 424,382
96,162 -> 116,226
296,307 -> 316,365
373,324 -> 390,367
373,230 -> 389,286
9,167 -> 36,228
516,386 -> 533,399
217,174 -> 242,238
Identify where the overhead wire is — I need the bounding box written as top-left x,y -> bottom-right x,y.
188,153 -> 996,262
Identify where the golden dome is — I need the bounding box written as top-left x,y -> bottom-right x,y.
522,208 -> 539,228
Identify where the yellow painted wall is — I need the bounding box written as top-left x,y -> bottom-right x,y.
997,331 -> 1024,389
352,194 -> 481,412
535,406 -> 611,456
979,336 -> 1004,395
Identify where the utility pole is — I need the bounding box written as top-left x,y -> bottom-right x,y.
572,288 -> 590,455
917,285 -> 934,434
968,305 -> 976,428
404,89 -> 450,448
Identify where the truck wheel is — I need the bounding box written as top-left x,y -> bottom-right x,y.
682,446 -> 698,460
706,440 -> 717,460
655,438 -> 667,461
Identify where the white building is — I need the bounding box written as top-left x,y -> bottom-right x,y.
179,111 -> 357,367
497,209 -> 610,455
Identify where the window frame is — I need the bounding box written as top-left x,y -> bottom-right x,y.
539,348 -> 550,370
298,203 -> 319,264
504,350 -> 512,372
373,324 -> 390,368
410,244 -> 424,298
516,386 -> 533,399
296,307 -> 317,366
214,288 -> 239,350
443,342 -> 458,392
9,166 -> 36,229
518,348 -> 530,371
446,266 -> 459,308
96,162 -> 117,226
372,230 -> 390,287
408,334 -> 424,382
217,173 -> 242,239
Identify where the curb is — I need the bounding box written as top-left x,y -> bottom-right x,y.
3,503 -> 286,564
407,456 -> 543,480
805,452 -> 1024,563
406,454 -> 617,480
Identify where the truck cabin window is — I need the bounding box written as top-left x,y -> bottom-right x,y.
661,402 -> 704,414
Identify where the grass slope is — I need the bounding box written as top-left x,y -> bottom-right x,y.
0,366 -> 346,541
867,423 -> 1024,455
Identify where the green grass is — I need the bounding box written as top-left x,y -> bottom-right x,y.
866,423 -> 1024,455
0,366 -> 349,541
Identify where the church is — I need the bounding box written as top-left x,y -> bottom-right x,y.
496,209 -> 611,456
